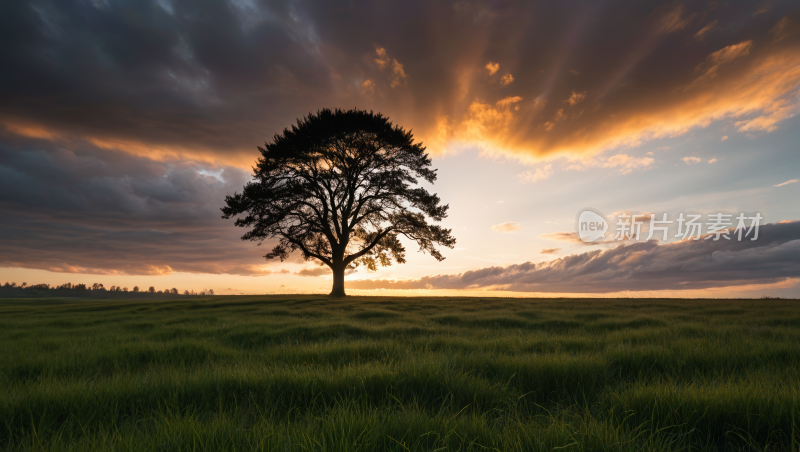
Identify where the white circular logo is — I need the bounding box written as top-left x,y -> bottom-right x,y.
575,208 -> 609,242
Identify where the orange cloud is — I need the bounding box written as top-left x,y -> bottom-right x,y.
3,121 -> 58,140
390,60 -> 408,87
455,96 -> 525,152
440,45 -> 797,164
374,46 -> 390,69
374,46 -> 408,88
690,41 -> 753,87
362,79 -> 375,94
2,118 -> 256,168
495,96 -> 522,108
694,20 -> 719,42
485,62 -> 499,76
564,90 -> 587,106
28,263 -> 175,276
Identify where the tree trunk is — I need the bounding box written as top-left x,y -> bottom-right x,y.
330,266 -> 346,297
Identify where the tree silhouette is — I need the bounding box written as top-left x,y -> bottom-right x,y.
222,108 -> 456,296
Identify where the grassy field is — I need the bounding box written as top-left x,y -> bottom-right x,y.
1,295 -> 799,451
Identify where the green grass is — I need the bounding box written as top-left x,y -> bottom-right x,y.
1,295 -> 799,451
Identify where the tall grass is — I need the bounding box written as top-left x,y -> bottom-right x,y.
1,296 -> 798,451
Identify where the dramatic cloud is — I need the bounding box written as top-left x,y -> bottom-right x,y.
0,133 -> 287,276
350,222 -> 800,293
0,0 -> 796,169
775,179 -> 798,187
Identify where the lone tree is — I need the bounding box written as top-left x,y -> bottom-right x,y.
222,109 -> 456,296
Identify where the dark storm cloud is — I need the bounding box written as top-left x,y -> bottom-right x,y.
2,0 -> 798,164
0,133 -> 285,275
349,221 -> 800,293
0,0 -> 338,163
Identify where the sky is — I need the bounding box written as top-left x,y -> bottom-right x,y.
1,0 -> 799,297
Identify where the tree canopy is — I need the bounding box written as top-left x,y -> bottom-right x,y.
222,108 -> 456,296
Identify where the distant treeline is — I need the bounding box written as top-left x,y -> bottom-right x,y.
0,282 -> 214,299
